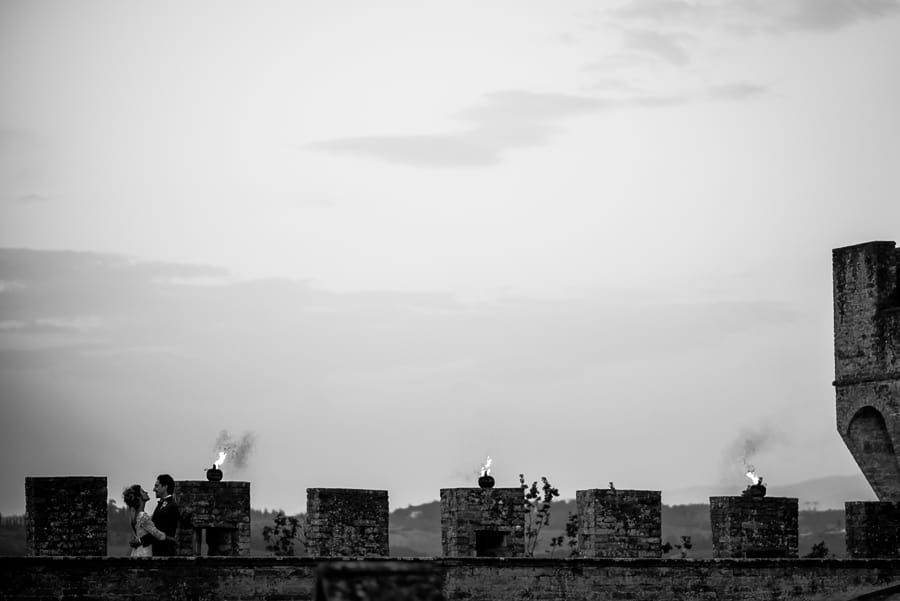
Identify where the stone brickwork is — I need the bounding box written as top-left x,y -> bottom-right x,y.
833,240 -> 900,501
709,496 -> 798,558
175,480 -> 251,556
845,501 -> 900,558
315,561 -> 444,601
306,488 -> 389,557
25,476 -> 107,556
6,557 -> 900,601
576,488 -> 662,558
440,487 -> 525,557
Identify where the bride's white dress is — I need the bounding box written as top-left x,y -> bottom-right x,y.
130,511 -> 167,557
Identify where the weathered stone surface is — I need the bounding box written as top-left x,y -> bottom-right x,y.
175,480 -> 251,556
25,476 -> 107,556
709,496 -> 798,558
833,241 -> 900,501
306,488 -> 389,557
440,487 -> 525,557
315,561 -> 444,601
576,489 -> 662,558
846,501 -> 900,558
5,557 -> 900,601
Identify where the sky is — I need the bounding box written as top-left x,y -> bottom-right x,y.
1,0 -> 899,516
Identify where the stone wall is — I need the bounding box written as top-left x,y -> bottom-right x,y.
576,489 -> 661,558
845,501 -> 900,558
316,561 -> 444,601
709,496 -> 798,558
833,240 -> 900,501
25,476 -> 107,556
4,557 -> 900,601
175,480 -> 251,556
440,487 -> 525,557
306,488 -> 389,557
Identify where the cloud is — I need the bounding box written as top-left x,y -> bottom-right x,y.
708,82 -> 767,100
456,91 -> 609,124
0,248 -> 823,514
622,30 -> 692,65
0,248 -> 231,322
583,0 -> 894,101
555,32 -> 579,45
0,280 -> 25,293
308,134 -> 501,167
780,0 -> 900,31
583,53 -> 661,73
0,248 -> 802,369
609,0 -> 900,34
33,316 -> 105,331
9,192 -> 51,205
309,91 -> 609,168
622,94 -> 688,108
611,0 -> 700,24
308,90 -> 692,168
577,8 -> 773,107
580,76 -> 644,94
0,249 -> 228,284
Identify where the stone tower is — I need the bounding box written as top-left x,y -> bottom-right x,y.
833,240 -> 900,500
709,495 -> 798,558
576,488 -> 662,558
175,480 -> 251,556
25,476 -> 107,556
306,488 -> 390,557
440,487 -> 525,557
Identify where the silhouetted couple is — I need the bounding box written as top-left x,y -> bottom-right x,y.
122,474 -> 179,557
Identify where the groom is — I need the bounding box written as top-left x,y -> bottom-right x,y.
149,474 -> 179,556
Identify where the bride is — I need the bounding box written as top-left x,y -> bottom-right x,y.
122,484 -> 172,557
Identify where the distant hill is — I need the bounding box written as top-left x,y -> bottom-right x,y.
662,474 -> 876,509
390,500 -> 441,557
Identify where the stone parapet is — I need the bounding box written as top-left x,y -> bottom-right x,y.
175,480 -> 251,556
306,488 -> 389,557
316,561 -> 444,601
440,487 -> 525,557
6,557 -> 900,601
576,488 -> 662,558
709,496 -> 798,558
25,476 -> 107,556
846,501 -> 900,558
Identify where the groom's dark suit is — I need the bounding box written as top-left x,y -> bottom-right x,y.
150,496 -> 179,556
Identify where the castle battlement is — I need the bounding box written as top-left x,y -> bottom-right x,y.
833,240 -> 900,501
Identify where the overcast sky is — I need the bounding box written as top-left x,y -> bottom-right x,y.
1,0 -> 899,515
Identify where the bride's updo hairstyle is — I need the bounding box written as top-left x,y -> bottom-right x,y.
122,484 -> 143,510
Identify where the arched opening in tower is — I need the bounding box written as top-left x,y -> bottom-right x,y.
847,406 -> 900,501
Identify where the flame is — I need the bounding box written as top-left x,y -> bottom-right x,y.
745,470 -> 760,485
480,456 -> 492,477
214,450 -> 227,469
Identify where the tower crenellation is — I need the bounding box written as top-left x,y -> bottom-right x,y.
833,240 -> 900,501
